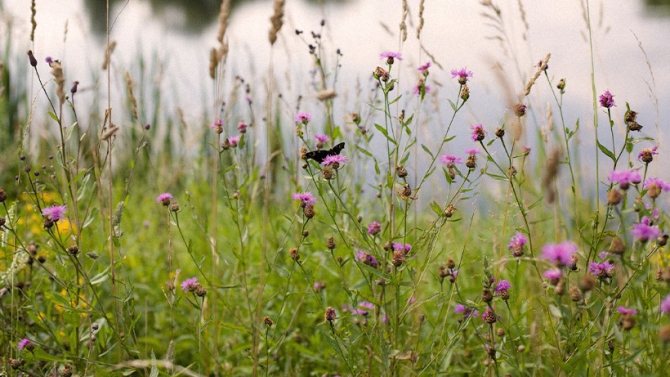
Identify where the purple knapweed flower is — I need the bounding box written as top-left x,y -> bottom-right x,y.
210,119 -> 224,133
638,146 -> 659,163
495,280 -> 511,294
227,135 -> 240,147
454,304 -> 479,319
617,306 -> 637,316
661,295 -> 670,315
599,90 -> 615,109
588,261 -> 615,279
42,205 -> 66,222
392,242 -> 412,254
440,154 -> 462,168
481,307 -> 496,323
353,301 -> 375,316
451,67 -> 473,84
644,177 -> 670,199
380,51 -> 402,61
292,192 -> 316,206
632,216 -> 660,242
321,154 -> 348,167
542,241 -> 578,267
237,121 -> 248,133
413,83 -> 431,96
156,192 -> 173,206
508,232 -> 528,257
543,269 -> 562,285
465,148 -> 479,156
315,134 -> 330,144
367,221 -> 381,236
470,124 -> 485,142
418,62 -> 431,74
355,250 -> 379,268
295,112 -> 312,124
181,277 -> 199,292
18,338 -> 31,351
608,169 -> 641,189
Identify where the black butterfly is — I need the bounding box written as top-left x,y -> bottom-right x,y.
304,142 -> 345,163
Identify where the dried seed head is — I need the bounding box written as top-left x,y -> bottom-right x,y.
620,316 -> 635,331
513,103 -> 527,117
444,204 -> 456,218
460,84 -> 470,101
658,234 -> 669,247
607,189 -> 623,206
579,274 -> 596,292
303,204 -> 315,219
660,325 -> 670,343
482,289 -> 493,303
263,316 -> 274,327
557,78 -> 566,92
326,236 -> 336,250
289,247 -> 300,262
569,286 -> 582,302
608,237 -> 625,255
325,306 -> 337,322
0,188 -> 6,202
322,166 -> 334,180
396,165 -> 408,178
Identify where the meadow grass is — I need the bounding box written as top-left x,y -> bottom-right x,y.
1,1 -> 669,376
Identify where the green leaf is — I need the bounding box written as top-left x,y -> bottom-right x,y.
421,144 -> 434,159
430,201 -> 443,217
374,123 -> 397,145
596,141 -> 615,161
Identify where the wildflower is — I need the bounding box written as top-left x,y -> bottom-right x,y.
608,169 -> 641,190
414,82 -> 431,98
513,103 -> 527,117
470,124 -> 485,142
543,269 -> 562,285
638,146 -> 658,164
644,177 -> 670,199
508,232 -> 528,257
156,192 -> 173,206
313,281 -> 326,292
465,148 -> 479,170
237,121 -> 248,133
314,134 -> 330,146
632,217 -> 660,242
28,50 -> 38,67
321,154 -> 348,168
353,301 -> 375,316
588,261 -> 615,279
42,205 -> 66,222
599,90 -> 615,108
392,242 -> 412,254
440,154 -> 462,168
355,250 -> 379,268
18,338 -> 33,351
418,61 -> 431,74
380,51 -> 402,64
227,135 -> 240,147
373,66 -> 390,82
495,280 -> 511,295
292,192 -> 316,206
325,306 -> 337,322
392,249 -> 405,266
454,304 -> 478,319
661,295 -> 670,315
617,306 -> 637,316
481,307 -> 497,324
295,111 -> 312,124
542,241 -> 578,267
367,221 -> 381,236
210,119 -> 224,134
451,67 -> 473,85
181,277 -> 200,293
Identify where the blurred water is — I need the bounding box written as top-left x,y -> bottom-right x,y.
2,0 -> 670,184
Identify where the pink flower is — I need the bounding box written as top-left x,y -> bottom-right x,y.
181,277 -> 199,292
661,295 -> 670,315
470,124 -> 485,142
617,306 -> 637,316
508,232 -> 528,257
465,148 -> 479,156
292,192 -> 316,206
440,154 -> 462,167
355,250 -> 379,268
392,242 -> 412,254
542,241 -> 578,267
644,177 -> 670,198
156,192 -> 173,206
42,205 -> 66,222
321,154 -> 348,167
380,51 -> 402,61
295,112 -> 312,124
495,280 -> 511,294
543,268 -> 562,285
237,121 -> 248,133
314,134 -> 330,144
599,90 -> 615,108
450,67 -> 473,84
454,304 -> 479,318
353,301 -> 375,316
418,62 -> 431,74
608,169 -> 641,189
588,261 -> 615,279
18,338 -> 31,351
367,221 -> 381,235
413,83 -> 431,96
638,146 -> 659,162
632,216 -> 660,242
227,135 -> 240,147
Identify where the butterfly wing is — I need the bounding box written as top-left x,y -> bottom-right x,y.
305,142 -> 345,163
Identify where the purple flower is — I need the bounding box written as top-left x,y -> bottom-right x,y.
599,90 -> 615,108
638,146 -> 659,162
542,241 -> 578,267
18,338 -> 31,351
295,111 -> 312,124
454,304 -> 479,318
608,169 -> 641,189
661,295 -> 670,315
237,121 -> 248,133
440,154 -> 462,167
353,301 -> 375,316
413,83 -> 431,96
451,67 -> 473,84
380,51 -> 402,61
367,221 -> 381,236
617,306 -> 637,316
314,134 -> 330,144
481,307 -> 496,323
632,216 -> 660,242
418,62 -> 431,74
465,148 -> 479,156
470,124 -> 485,142
181,277 -> 199,292
355,250 -> 379,268
392,242 -> 412,254
321,154 -> 348,167
508,232 -> 528,257
42,205 -> 66,222
644,177 -> 670,198
292,192 -> 316,206
210,119 -> 224,132
543,269 -> 562,285
588,261 -> 615,279
495,280 -> 511,294
227,135 -> 240,147
156,192 -> 173,206
45,56 -> 54,65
